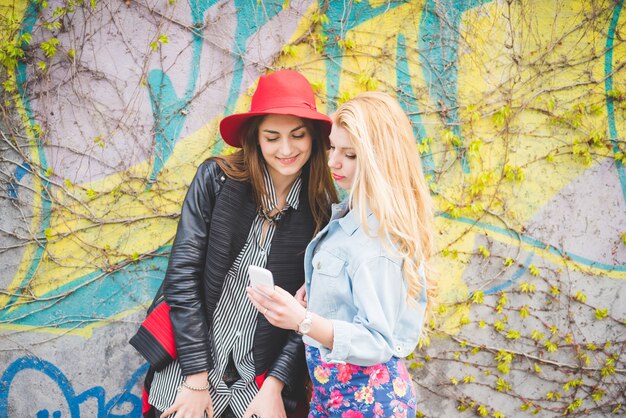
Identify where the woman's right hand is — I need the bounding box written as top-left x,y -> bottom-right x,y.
161,372 -> 213,418
295,284 -> 307,308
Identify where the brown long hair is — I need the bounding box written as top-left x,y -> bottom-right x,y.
213,115 -> 338,234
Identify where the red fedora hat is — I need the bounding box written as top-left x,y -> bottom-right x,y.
219,70 -> 331,148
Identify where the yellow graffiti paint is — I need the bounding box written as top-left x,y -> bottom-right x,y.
3,0 -> 623,337
0,1 -> 54,309
456,0 -> 619,222
3,117 -> 221,302
0,0 -> 27,31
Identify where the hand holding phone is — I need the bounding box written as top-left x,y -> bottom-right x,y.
248,265 -> 274,290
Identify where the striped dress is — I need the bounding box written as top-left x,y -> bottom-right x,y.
149,169 -> 302,417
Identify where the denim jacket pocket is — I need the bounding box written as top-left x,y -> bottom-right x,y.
310,251 -> 346,316
312,251 -> 345,277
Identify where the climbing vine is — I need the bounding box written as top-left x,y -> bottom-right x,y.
0,0 -> 625,416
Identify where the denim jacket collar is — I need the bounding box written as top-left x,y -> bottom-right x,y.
331,199 -> 377,237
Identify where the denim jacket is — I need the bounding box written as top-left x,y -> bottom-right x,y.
302,200 -> 427,366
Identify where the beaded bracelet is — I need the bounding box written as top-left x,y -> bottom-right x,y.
179,380 -> 210,391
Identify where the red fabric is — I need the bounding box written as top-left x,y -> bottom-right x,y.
254,371 -> 308,417
255,370 -> 268,389
141,387 -> 150,417
141,302 -> 177,358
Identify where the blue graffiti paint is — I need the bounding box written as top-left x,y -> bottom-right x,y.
419,0 -> 493,173
3,0 -> 284,330
604,0 -> 626,203
220,0 -> 284,140
146,68 -> 193,184
6,3 -> 54,312
146,0 -> 221,184
0,357 -> 148,418
0,248 -> 169,328
188,0 -> 215,23
323,2 -> 400,112
439,212 -> 626,272
104,364 -> 150,417
322,0 -> 491,172
396,33 -> 435,176
6,163 -> 31,199
481,254 -> 534,295
148,0 -> 287,172
36,411 -> 61,418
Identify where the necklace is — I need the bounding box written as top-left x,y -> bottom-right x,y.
258,205 -> 282,224
256,207 -> 280,254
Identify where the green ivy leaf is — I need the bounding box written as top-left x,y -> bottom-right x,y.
519,281 -> 536,293
471,290 -> 484,304
595,308 -> 608,320
528,264 -> 539,276
519,305 -> 529,319
506,329 -> 521,339
496,377 -> 511,392
531,330 -> 544,341
462,375 -> 475,384
41,37 -> 60,57
565,398 -> 582,413
494,320 -> 506,332
592,390 -> 605,401
281,44 -> 297,57
544,340 -> 558,353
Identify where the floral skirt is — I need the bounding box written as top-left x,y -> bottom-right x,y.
305,345 -> 416,417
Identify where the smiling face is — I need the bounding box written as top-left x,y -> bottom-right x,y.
258,114 -> 313,185
328,123 -> 357,191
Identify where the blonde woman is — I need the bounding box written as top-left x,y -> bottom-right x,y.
247,91 -> 435,416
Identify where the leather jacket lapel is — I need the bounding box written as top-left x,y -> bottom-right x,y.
204,178 -> 256,321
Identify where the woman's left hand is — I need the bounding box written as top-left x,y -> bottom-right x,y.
246,285 -> 306,331
242,376 -> 286,418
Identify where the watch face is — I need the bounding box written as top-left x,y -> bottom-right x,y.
299,321 -> 312,334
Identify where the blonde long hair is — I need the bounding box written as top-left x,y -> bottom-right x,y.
334,92 -> 436,319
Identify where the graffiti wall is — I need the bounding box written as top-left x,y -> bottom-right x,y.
0,0 -> 624,416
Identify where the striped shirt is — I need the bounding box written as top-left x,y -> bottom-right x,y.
149,168 -> 302,417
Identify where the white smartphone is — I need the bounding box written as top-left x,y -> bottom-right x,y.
248,265 -> 274,289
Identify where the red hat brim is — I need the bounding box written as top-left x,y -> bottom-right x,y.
219,106 -> 332,148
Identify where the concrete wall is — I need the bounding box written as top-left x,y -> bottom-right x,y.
0,0 -> 624,416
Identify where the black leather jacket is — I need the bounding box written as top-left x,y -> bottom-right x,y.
163,159 -> 316,403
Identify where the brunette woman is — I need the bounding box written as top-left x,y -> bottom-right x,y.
148,70 -> 337,418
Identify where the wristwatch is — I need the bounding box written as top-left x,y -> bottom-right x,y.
297,310 -> 313,335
